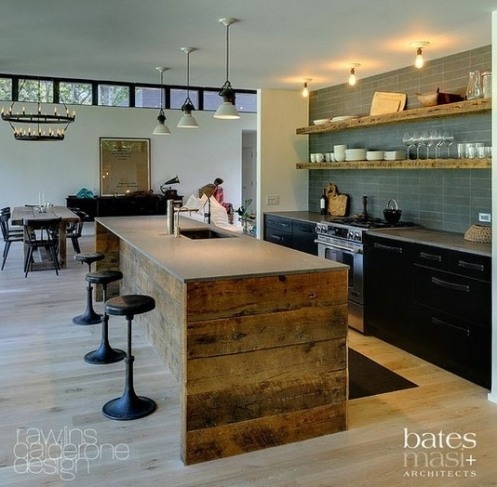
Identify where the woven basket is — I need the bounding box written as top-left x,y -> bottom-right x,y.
464,224 -> 492,243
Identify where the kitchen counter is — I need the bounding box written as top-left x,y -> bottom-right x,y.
264,211 -> 491,257
95,215 -> 348,465
369,227 -> 491,257
95,215 -> 343,281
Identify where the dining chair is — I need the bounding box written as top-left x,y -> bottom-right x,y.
66,209 -> 88,254
24,217 -> 62,277
1,214 -> 23,270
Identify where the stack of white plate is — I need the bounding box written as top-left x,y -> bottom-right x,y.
345,148 -> 367,161
332,115 -> 358,122
366,151 -> 384,161
384,150 -> 406,161
313,119 -> 331,125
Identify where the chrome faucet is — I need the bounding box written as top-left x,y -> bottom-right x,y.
173,206 -> 198,237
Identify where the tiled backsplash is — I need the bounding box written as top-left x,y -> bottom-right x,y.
307,45 -> 491,233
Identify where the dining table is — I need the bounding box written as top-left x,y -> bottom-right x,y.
11,205 -> 80,269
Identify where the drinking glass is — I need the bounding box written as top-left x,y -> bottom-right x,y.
402,132 -> 414,160
442,131 -> 454,159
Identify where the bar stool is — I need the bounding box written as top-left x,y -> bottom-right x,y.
73,252 -> 105,325
102,295 -> 157,420
84,271 -> 125,364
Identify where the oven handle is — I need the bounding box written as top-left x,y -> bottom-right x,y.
315,240 -> 362,255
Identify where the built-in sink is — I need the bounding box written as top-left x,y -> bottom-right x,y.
179,228 -> 236,239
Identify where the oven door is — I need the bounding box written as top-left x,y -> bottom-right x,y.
317,239 -> 364,332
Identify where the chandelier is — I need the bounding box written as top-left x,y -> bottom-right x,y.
1,79 -> 75,141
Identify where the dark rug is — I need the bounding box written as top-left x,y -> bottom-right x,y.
348,348 -> 418,399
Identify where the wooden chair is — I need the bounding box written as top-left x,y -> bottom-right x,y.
66,209 -> 88,254
1,214 -> 23,270
24,218 -> 62,277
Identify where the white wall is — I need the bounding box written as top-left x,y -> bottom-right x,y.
0,104 -> 256,211
257,89 -> 308,237
489,10 -> 497,404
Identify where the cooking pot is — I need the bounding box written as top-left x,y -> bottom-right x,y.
383,199 -> 402,224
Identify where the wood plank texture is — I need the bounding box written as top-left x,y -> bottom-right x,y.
296,97 -> 491,134
96,223 -> 348,464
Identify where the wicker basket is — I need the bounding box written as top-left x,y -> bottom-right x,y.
464,224 -> 492,243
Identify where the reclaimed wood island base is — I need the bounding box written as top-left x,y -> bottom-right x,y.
95,216 -> 348,464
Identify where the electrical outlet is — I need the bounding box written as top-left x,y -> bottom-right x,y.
478,213 -> 491,223
266,195 -> 280,205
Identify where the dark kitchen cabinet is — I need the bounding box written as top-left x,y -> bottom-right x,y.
292,220 -> 318,255
365,235 -> 491,388
263,214 -> 317,255
67,195 -> 169,220
364,234 -> 414,349
410,245 -> 491,388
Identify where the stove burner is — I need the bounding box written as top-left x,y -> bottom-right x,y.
323,217 -> 416,229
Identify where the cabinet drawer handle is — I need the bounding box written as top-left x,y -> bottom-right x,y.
420,251 -> 442,262
373,242 -> 403,253
431,316 -> 470,337
270,234 -> 284,242
458,260 -> 485,272
431,277 -> 470,293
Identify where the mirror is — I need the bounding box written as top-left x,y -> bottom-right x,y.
99,137 -> 150,196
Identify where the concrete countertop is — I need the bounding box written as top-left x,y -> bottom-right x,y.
264,211 -> 491,257
95,215 -> 346,282
368,227 -> 491,257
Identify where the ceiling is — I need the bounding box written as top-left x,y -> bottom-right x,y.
2,0 -> 497,92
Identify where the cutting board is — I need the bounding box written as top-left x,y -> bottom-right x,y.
370,91 -> 407,116
326,183 -> 349,217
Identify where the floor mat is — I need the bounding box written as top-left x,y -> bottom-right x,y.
348,348 -> 418,399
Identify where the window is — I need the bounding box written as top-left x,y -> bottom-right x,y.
234,92 -> 257,112
170,88 -> 199,110
203,90 -> 256,112
98,84 -> 129,107
0,78 -> 12,101
59,81 -> 92,105
135,87 -> 162,108
18,79 -> 53,103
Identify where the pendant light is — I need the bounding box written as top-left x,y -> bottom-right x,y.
411,41 -> 430,69
347,63 -> 360,86
153,66 -> 171,135
214,18 -> 240,120
177,48 -> 198,128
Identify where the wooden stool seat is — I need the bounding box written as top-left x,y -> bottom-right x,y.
102,294 -> 156,420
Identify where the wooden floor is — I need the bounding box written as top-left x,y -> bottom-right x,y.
1,235 -> 496,486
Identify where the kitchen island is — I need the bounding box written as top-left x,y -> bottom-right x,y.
95,215 -> 348,464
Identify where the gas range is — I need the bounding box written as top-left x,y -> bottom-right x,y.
316,218 -> 417,244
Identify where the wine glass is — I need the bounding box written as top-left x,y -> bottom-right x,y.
411,131 -> 421,159
418,130 -> 430,159
402,132 -> 414,159
442,131 -> 454,159
429,130 -> 442,159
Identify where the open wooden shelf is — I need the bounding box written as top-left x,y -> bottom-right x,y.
296,158 -> 491,170
296,98 -> 491,135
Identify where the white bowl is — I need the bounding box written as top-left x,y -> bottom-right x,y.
313,119 -> 331,125
345,148 -> 366,160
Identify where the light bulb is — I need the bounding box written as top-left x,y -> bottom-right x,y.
415,48 -> 424,69
302,82 -> 309,98
349,68 -> 357,86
